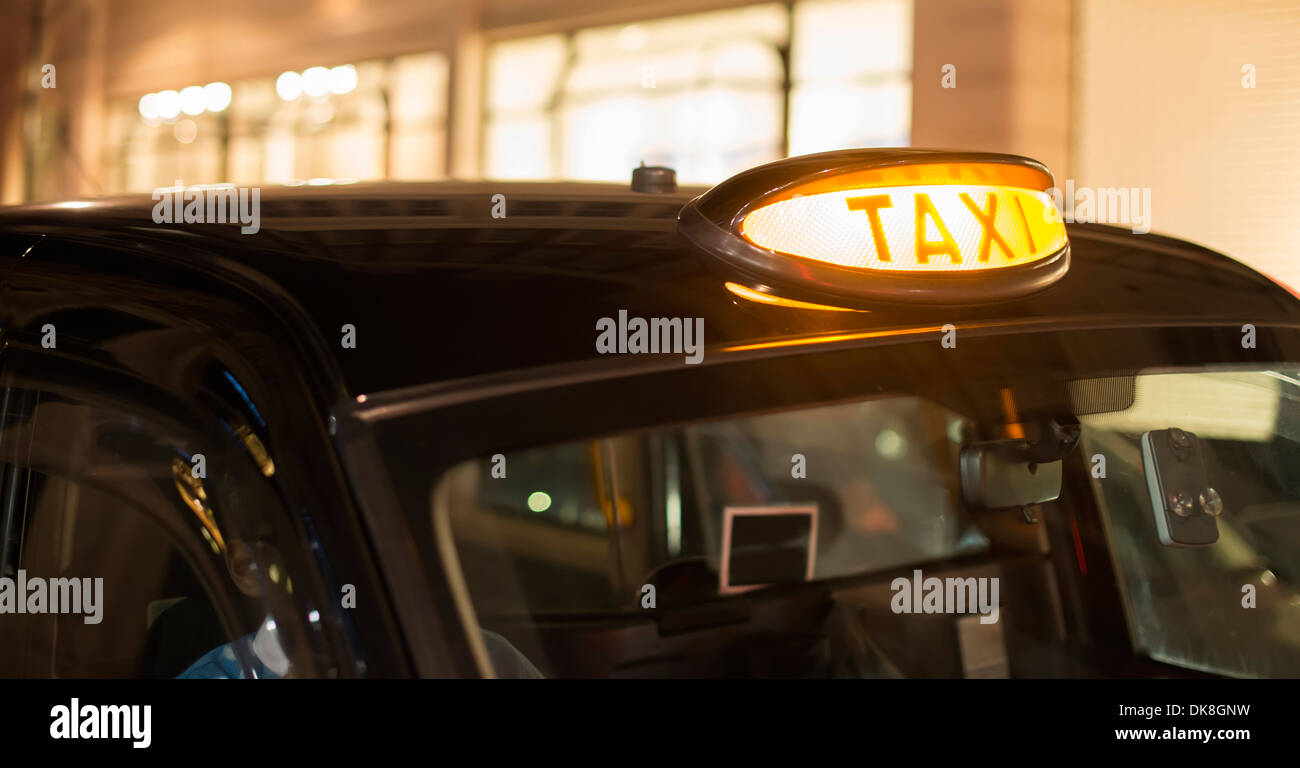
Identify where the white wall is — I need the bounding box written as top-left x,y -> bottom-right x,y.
1073,0 -> 1300,285
912,0 -> 1073,183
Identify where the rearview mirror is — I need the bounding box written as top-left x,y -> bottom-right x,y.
960,417 -> 1080,509
960,445 -> 1063,509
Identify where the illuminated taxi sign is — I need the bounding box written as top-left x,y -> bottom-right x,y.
678,150 -> 1072,305
740,184 -> 1065,273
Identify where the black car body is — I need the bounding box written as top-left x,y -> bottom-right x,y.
2,161 -> 1298,679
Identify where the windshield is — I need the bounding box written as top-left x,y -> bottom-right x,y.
383,353 -> 1300,678
437,393 -> 1002,678
445,395 -> 982,615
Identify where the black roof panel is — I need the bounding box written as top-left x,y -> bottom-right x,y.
1,182 -> 1296,398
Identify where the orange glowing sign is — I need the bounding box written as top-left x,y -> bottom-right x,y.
738,165 -> 1067,274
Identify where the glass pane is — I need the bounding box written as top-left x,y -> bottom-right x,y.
792,0 -> 914,80
485,117 -> 553,179
108,54 -> 447,190
438,394 -> 976,619
0,387 -> 328,678
485,4 -> 792,183
572,4 -> 788,62
558,76 -> 782,184
789,80 -> 911,155
1081,370 -> 1300,677
486,35 -> 569,113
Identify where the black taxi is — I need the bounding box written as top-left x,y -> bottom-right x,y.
1,149 -> 1297,679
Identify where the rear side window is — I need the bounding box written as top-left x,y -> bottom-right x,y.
0,376 -> 327,678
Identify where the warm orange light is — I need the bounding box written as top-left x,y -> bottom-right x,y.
723,326 -> 950,353
739,183 -> 1067,273
724,282 -> 866,312
1000,387 -> 1025,440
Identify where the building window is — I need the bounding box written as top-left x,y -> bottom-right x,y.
109,51 -> 448,193
789,0 -> 912,155
484,0 -> 913,185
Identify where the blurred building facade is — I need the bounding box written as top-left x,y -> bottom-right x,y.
0,0 -> 1297,284
0,0 -> 1060,195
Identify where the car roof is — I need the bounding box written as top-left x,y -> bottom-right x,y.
1,181 -> 1297,400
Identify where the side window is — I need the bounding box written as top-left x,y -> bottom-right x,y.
0,376 -> 325,678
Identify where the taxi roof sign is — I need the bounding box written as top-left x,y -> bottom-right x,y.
678,149 -> 1070,305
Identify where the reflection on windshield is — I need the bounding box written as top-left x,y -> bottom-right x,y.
444,395 -> 985,617
682,399 -> 985,585
436,394 -> 1008,678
